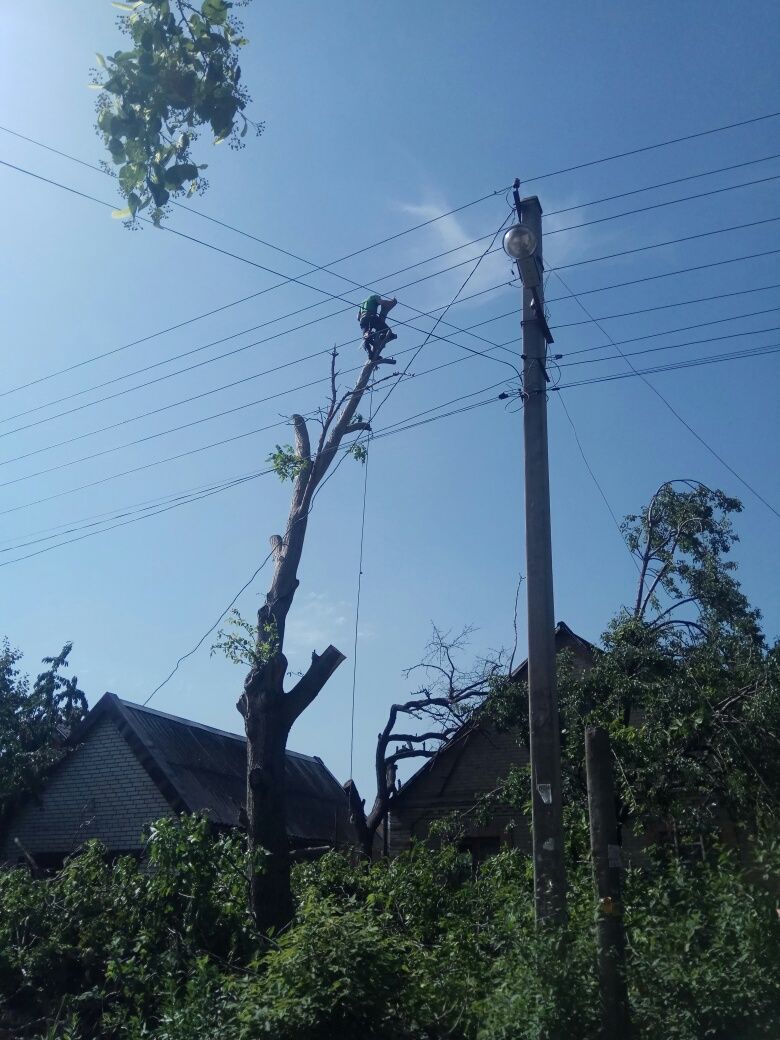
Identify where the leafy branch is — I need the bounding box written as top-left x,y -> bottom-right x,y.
211,609 -> 278,668
93,0 -> 262,224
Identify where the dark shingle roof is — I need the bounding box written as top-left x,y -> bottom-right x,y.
81,694 -> 353,846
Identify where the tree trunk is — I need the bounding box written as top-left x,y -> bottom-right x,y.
243,655 -> 293,931
236,347 -> 389,931
345,779 -> 374,860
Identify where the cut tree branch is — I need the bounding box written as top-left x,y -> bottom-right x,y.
284,645 -> 346,726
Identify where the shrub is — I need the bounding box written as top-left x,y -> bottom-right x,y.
0,816 -> 778,1039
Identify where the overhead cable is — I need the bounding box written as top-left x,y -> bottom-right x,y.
550,269 -> 780,522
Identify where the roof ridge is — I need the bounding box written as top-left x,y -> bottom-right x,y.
116,698 -> 321,763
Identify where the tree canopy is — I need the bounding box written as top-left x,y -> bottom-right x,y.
0,641 -> 87,821
483,482 -> 780,849
93,0 -> 261,224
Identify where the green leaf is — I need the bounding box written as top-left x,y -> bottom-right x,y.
163,163 -> 199,189
127,192 -> 141,216
111,1 -> 144,10
108,138 -> 126,164
124,139 -> 146,164
148,180 -> 170,208
119,163 -> 144,193
111,206 -> 132,219
95,53 -> 108,69
202,0 -> 229,25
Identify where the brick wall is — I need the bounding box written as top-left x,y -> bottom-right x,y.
1,717 -> 174,866
388,724 -> 530,855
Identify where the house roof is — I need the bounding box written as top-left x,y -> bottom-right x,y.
392,621 -> 595,805
509,621 -> 595,681
57,693 -> 353,845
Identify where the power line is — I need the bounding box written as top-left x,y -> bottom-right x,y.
2,389 -> 502,571
3,468 -> 275,561
7,331 -> 779,563
0,270 -> 518,428
556,395 -> 640,575
544,171 -> 780,239
549,281 -> 780,329
562,311 -> 780,359
545,247 -> 780,303
0,419 -> 288,518
0,471 -> 259,553
0,157 -> 518,385
10,292 -> 780,476
1,122 -> 515,277
9,116 -> 778,230
520,109 -> 780,186
549,268 -> 780,522
11,225 -> 780,443
0,323 -> 516,510
0,377 -> 509,556
0,147 -> 774,443
6,309 -> 778,505
480,285 -> 780,338
542,152 -> 780,219
5,144 -> 780,409
14,164 -> 777,424
553,214 -> 780,272
0,258 -> 519,439
0,299 -> 520,485
0,374 -> 331,489
5,309 -> 778,519
557,340 -> 780,384
5,107 -> 778,282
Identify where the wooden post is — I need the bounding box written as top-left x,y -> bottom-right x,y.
585,725 -> 631,1039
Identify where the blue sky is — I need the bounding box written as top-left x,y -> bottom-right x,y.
1,1 -> 779,800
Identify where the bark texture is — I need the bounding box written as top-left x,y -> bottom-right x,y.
237,344 -> 394,931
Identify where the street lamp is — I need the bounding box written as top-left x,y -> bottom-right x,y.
503,223 -> 542,290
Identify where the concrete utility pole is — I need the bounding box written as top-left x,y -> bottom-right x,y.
585,726 -> 631,1039
509,185 -> 567,923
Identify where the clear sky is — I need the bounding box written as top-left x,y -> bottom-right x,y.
1,1 -> 779,801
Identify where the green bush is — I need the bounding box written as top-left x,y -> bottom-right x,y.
0,815 -> 778,1040
625,842 -> 780,1040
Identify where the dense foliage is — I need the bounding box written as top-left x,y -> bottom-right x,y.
93,0 -> 260,223
0,815 -> 778,1039
483,483 -> 780,847
0,642 -> 87,823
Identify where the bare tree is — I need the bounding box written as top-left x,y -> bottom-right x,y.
347,626 -> 506,859
236,340 -> 397,931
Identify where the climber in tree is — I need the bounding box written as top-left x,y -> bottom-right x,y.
358,294 -> 398,354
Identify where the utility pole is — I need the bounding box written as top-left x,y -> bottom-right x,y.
507,183 -> 566,923
585,725 -> 631,1039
